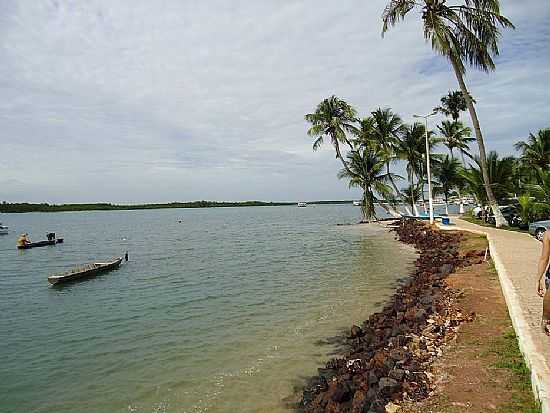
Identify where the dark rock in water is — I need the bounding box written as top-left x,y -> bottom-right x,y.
350,325 -> 364,339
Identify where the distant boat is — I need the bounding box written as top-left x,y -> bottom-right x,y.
48,257 -> 123,285
0,223 -> 8,235
353,201 -> 361,206
297,202 -> 307,207
17,232 -> 64,249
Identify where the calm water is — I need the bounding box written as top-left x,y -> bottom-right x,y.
0,205 -> 418,413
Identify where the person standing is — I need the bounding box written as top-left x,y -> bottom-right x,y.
537,230 -> 550,335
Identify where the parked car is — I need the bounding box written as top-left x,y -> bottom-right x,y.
529,220 -> 550,241
487,205 -> 521,226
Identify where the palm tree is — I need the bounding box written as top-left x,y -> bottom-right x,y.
433,155 -> 462,215
369,108 -> 406,195
434,90 -> 474,121
337,150 -> 397,222
523,167 -> 550,218
397,122 -> 426,187
514,128 -> 550,169
403,184 -> 423,215
305,96 -> 359,174
437,120 -> 474,164
382,0 -> 515,227
397,122 -> 440,212
461,151 -> 515,204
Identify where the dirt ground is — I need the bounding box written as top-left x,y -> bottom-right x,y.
398,233 -> 540,413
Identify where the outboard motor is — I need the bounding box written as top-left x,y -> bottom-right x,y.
47,232 -> 56,241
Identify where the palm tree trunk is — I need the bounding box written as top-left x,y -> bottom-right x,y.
386,162 -> 401,196
333,139 -> 353,177
450,57 -> 507,227
451,148 -> 464,213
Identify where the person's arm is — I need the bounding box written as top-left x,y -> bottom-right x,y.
537,231 -> 550,297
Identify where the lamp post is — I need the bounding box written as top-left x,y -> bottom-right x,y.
413,112 -> 437,225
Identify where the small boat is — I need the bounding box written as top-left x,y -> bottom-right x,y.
48,257 -> 123,285
353,201 -> 361,206
297,202 -> 307,207
17,232 -> 64,249
0,223 -> 8,235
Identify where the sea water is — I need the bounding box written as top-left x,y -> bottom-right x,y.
0,205 -> 419,413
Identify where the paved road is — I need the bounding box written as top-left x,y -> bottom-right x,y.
442,217 -> 550,411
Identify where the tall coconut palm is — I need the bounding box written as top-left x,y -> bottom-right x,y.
514,128 -> 550,169
369,108 -> 406,195
397,122 -> 439,212
437,120 -> 474,164
305,96 -> 359,174
397,122 -> 429,187
382,0 -> 515,227
337,150 -> 397,222
434,90 -> 474,121
433,155 -> 462,215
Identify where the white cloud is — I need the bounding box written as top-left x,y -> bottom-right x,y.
0,0 -> 548,202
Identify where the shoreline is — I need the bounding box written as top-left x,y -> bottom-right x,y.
299,219 -> 485,412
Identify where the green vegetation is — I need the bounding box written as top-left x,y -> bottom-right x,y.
382,0 -> 514,227
489,329 -> 541,413
0,201 -> 287,213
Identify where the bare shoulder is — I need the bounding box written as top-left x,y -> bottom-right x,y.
545,230 -> 550,244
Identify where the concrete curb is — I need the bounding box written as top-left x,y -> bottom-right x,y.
438,223 -> 550,412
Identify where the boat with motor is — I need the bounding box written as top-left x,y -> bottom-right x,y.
297,202 -> 307,207
17,232 -> 64,249
48,257 -> 123,285
0,223 -> 8,235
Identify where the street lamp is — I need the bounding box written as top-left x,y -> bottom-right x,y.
413,112 -> 437,225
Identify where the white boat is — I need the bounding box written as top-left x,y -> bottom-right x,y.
353,201 -> 361,206
297,202 -> 307,207
0,223 -> 8,235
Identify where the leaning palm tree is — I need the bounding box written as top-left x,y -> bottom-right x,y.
437,120 -> 474,165
514,128 -> 550,169
337,150 -> 397,222
434,90 -> 474,121
305,96 -> 359,174
433,155 -> 462,215
382,0 -> 514,227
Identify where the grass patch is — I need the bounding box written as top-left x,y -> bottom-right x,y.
488,329 -> 541,413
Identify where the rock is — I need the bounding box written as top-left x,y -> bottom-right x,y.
350,325 -> 364,338
351,390 -> 369,413
327,380 -> 351,403
385,402 -> 400,413
389,368 -> 405,381
378,377 -> 400,396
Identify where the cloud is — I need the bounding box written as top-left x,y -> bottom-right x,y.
0,0 -> 548,203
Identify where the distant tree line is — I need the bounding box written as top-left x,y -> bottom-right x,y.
0,200 -> 360,213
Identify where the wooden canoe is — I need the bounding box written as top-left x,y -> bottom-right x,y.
48,257 -> 122,285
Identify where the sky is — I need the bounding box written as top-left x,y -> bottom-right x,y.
0,0 -> 549,203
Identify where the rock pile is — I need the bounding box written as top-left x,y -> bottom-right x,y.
300,219 -> 483,413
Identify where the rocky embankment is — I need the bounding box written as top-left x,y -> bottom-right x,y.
300,219 -> 484,413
